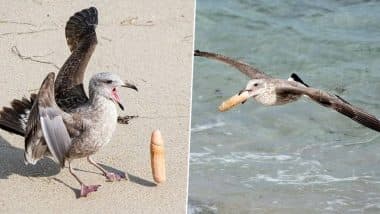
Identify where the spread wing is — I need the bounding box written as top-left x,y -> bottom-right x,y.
194,50 -> 271,79
276,85 -> 380,132
54,7 -> 98,111
25,73 -> 72,167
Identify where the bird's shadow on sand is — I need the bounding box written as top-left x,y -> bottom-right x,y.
55,164 -> 156,198
0,135 -> 156,198
86,164 -> 156,187
98,164 -> 157,187
71,164 -> 156,188
0,135 -> 60,179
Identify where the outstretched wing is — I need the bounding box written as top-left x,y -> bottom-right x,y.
55,7 -> 98,111
25,73 -> 72,167
276,85 -> 380,132
194,50 -> 271,79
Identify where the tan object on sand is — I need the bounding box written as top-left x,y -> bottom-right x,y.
150,130 -> 166,183
218,91 -> 250,112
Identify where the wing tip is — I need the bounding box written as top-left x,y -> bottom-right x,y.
289,73 -> 310,87
65,7 -> 98,51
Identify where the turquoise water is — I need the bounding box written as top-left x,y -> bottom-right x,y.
189,1 -> 380,213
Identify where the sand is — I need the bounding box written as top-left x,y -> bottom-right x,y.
0,1 -> 194,213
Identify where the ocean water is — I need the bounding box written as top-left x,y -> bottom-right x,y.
189,0 -> 380,213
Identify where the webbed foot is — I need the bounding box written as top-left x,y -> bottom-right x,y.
105,172 -> 125,182
80,184 -> 101,197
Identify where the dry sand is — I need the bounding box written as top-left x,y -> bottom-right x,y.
0,1 -> 194,213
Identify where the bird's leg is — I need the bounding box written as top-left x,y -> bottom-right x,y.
69,161 -> 101,197
87,156 -> 125,181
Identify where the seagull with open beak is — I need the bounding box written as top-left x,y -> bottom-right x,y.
107,77 -> 138,111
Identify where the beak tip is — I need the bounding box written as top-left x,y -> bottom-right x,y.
118,102 -> 125,111
123,82 -> 138,92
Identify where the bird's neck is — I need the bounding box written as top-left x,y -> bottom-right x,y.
89,90 -> 112,109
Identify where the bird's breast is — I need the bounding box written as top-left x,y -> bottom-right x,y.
69,100 -> 118,158
89,101 -> 118,147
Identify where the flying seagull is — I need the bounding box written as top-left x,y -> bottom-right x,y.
194,50 -> 380,132
0,7 -> 138,197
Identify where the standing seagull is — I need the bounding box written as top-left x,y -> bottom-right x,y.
0,7 -> 138,197
194,50 -> 380,132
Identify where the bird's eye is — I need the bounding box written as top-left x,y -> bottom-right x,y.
253,83 -> 259,87
105,80 -> 113,84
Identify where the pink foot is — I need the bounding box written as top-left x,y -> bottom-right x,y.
80,184 -> 101,197
105,172 -> 125,182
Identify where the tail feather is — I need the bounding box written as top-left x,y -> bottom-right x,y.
0,94 -> 36,136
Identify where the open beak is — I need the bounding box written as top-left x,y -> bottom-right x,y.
111,88 -> 125,111
238,89 -> 252,104
112,81 -> 138,111
118,103 -> 124,111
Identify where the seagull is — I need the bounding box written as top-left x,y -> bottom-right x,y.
0,7 -> 138,197
194,50 -> 380,132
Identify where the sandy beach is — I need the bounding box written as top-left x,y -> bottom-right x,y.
0,1 -> 194,213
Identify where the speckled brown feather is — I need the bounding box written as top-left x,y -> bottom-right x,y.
194,50 -> 270,79
55,7 -> 98,111
276,86 -> 380,132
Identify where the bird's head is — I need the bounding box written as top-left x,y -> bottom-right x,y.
239,79 -> 266,99
89,72 -> 138,110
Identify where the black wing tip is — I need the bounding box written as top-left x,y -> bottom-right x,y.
194,49 -> 201,56
194,49 -> 216,58
290,73 -> 310,87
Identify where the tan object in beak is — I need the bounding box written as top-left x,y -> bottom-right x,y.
150,130 -> 166,183
218,91 -> 250,112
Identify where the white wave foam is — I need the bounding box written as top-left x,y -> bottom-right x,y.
190,151 -> 296,165
191,121 -> 225,133
246,172 -> 370,185
188,199 -> 217,214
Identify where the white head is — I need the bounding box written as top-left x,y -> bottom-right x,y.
89,72 -> 138,110
240,79 -> 267,98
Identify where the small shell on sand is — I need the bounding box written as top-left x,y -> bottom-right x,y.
150,130 -> 166,183
218,91 -> 250,112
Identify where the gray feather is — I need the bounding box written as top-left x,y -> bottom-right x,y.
40,107 -> 71,167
